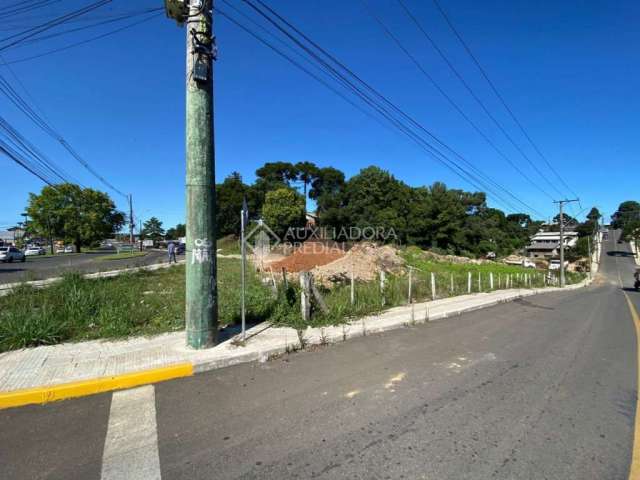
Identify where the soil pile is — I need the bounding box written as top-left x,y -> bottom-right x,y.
312,242 -> 405,285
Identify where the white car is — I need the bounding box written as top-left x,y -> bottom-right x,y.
522,259 -> 536,269
25,246 -> 46,256
0,246 -> 26,263
549,259 -> 569,270
64,246 -> 74,253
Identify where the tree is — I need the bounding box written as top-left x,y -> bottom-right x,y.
262,188 -> 306,238
295,161 -> 319,208
26,183 -> 124,253
216,172 -> 250,237
612,201 -> 640,230
166,223 -> 186,240
142,217 -> 165,242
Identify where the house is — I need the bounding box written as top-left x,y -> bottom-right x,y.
526,230 -> 578,259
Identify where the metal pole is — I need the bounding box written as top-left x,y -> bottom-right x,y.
587,235 -> 592,279
559,201 -> 565,287
185,0 -> 217,348
128,194 -> 134,245
240,208 -> 246,340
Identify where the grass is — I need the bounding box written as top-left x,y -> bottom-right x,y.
0,246 -> 586,352
217,235 -> 241,255
0,258 -> 274,352
94,252 -> 148,262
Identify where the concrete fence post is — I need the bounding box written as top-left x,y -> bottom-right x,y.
300,272 -> 311,322
408,267 -> 413,304
350,265 -> 355,306
431,272 -> 436,300
490,272 -> 494,290
478,272 -> 482,292
467,271 -> 472,293
380,270 -> 386,307
450,272 -> 454,294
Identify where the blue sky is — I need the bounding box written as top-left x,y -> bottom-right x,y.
1,0 -> 638,231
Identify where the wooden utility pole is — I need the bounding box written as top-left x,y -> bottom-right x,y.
166,0 -> 218,348
554,198 -> 579,287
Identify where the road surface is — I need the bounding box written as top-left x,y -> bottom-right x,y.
0,250 -> 180,284
1,231 -> 638,479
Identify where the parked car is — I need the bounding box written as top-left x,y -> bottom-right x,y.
64,245 -> 74,253
522,258 -> 536,269
176,243 -> 185,254
549,259 -> 568,270
24,246 -> 46,256
0,246 -> 26,263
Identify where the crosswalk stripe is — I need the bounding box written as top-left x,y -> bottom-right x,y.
101,385 -> 161,480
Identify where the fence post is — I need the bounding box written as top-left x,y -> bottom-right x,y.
310,274 -> 329,314
431,272 -> 436,300
467,271 -> 472,293
299,272 -> 311,322
408,267 -> 413,304
350,265 -> 355,306
490,272 -> 494,290
450,273 -> 454,294
380,270 -> 386,307
478,272 -> 482,292
281,267 -> 288,289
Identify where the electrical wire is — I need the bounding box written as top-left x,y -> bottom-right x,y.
233,0 -> 546,216
360,0 -> 553,208
430,0 -> 580,202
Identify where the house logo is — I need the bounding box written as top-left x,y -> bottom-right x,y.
244,219 -> 280,259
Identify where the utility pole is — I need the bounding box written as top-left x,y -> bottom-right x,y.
166,0 -> 217,348
553,198 -> 579,287
128,194 -> 134,245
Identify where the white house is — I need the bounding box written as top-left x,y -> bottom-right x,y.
526,230 -> 578,259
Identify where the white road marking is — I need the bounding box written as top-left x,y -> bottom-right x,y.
101,386 -> 161,480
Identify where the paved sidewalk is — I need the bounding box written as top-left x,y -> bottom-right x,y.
0,278 -> 591,396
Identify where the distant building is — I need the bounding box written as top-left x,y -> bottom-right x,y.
0,228 -> 24,245
526,231 -> 578,259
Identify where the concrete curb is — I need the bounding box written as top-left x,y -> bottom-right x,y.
0,265 -> 597,408
0,363 -> 193,410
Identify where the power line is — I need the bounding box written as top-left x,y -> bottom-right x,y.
0,0 -> 112,53
0,69 -> 126,197
232,0 -> 545,217
1,12 -> 163,65
360,0 -> 553,208
430,0 -> 579,201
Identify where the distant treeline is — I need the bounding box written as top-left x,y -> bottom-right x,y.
216,161 -> 599,258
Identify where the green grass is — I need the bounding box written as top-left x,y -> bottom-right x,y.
0,246 -> 585,352
217,235 -> 241,255
0,258 -> 276,352
94,252 -> 148,262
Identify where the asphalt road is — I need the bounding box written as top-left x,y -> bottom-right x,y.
1,231 -> 638,479
0,250 -> 180,284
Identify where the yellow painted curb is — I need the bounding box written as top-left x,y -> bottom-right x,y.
0,363 -> 193,410
624,292 -> 640,480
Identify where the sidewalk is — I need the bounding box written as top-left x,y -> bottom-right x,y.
0,276 -> 592,409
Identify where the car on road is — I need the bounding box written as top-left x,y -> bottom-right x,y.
24,246 -> 46,256
0,246 -> 26,263
55,245 -> 74,254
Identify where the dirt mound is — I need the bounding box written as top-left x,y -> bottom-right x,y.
418,250 -> 487,265
312,242 -> 405,285
269,242 -> 345,273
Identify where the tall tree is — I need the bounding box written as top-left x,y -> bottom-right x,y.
142,217 -> 165,241
26,183 -> 124,253
295,161 -> 319,208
